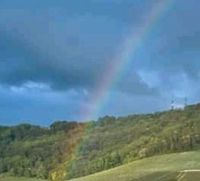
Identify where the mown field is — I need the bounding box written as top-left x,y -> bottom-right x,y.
68,151 -> 200,181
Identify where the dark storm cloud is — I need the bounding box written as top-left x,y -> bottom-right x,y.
0,13 -> 117,90
0,2 -> 155,94
151,35 -> 200,80
0,29 -> 97,89
0,0 -> 155,23
136,0 -> 200,82
177,33 -> 200,51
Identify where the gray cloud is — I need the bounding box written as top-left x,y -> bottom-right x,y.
0,7 -> 155,96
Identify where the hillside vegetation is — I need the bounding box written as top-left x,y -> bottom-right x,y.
1,104 -> 200,180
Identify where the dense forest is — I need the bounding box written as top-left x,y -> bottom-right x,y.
1,104 -> 200,181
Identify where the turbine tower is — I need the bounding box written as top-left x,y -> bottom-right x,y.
184,97 -> 188,108
171,99 -> 175,110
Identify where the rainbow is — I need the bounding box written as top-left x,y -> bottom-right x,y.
51,2 -> 175,180
57,3 -> 176,179
81,0 -> 174,121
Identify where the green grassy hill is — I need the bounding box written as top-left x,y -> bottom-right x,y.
177,171 -> 200,181
68,151 -> 200,181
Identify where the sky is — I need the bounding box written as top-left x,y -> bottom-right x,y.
0,0 -> 200,125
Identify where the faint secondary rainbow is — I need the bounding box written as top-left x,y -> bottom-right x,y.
81,0 -> 174,121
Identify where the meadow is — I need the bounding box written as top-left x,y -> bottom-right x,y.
68,151 -> 200,181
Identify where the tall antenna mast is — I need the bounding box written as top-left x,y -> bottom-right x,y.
171,99 -> 175,110
184,97 -> 188,108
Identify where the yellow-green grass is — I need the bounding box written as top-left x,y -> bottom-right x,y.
177,171 -> 200,181
0,175 -> 46,181
68,151 -> 200,181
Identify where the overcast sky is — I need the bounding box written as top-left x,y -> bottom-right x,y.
0,0 -> 200,125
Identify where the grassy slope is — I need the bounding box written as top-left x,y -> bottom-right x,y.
68,151 -> 200,181
0,176 -> 46,181
177,171 -> 200,181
